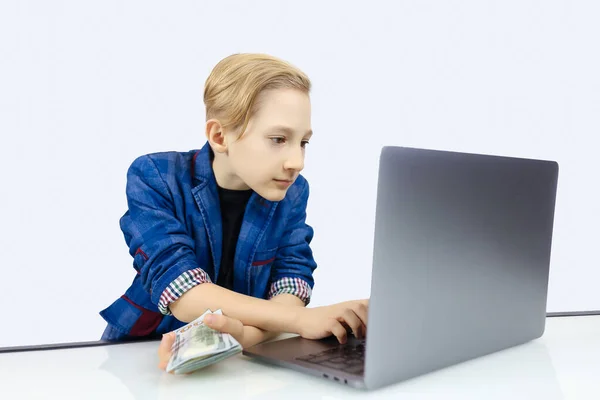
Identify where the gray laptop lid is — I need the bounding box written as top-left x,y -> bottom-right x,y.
364,146 -> 558,389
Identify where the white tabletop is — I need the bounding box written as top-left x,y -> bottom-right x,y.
1,316 -> 599,399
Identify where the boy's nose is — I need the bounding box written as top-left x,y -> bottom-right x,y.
283,148 -> 304,171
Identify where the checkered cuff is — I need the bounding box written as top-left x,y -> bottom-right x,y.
268,277 -> 312,305
158,268 -> 212,315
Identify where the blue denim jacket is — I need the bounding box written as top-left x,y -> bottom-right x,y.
99,142 -> 317,338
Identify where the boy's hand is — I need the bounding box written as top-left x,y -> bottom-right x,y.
157,331 -> 177,371
294,299 -> 369,344
157,313 -> 247,372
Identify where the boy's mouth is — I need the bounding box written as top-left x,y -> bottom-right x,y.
273,179 -> 294,187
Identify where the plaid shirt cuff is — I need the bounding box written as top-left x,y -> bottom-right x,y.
158,268 -> 212,315
268,277 -> 312,305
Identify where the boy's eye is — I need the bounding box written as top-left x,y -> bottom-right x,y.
301,140 -> 310,148
270,137 -> 286,144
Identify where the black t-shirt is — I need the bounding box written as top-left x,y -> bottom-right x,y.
215,186 -> 253,291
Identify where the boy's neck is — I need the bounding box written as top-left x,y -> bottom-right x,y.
212,154 -> 251,191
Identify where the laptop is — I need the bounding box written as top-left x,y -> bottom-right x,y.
243,146 -> 559,390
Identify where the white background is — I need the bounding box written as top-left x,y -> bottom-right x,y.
0,0 -> 598,347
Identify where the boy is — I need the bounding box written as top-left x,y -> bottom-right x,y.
99,54 -> 368,362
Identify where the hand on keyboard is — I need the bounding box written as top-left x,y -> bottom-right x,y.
294,299 -> 369,344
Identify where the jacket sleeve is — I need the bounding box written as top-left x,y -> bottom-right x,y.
120,155 -> 211,315
268,178 -> 317,305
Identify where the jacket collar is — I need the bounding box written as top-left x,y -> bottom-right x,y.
192,141 -> 217,188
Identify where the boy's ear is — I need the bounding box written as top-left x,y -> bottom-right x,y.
206,119 -> 227,154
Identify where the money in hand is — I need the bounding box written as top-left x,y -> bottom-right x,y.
166,309 -> 242,374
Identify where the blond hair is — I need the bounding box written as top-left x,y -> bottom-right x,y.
204,53 -> 311,138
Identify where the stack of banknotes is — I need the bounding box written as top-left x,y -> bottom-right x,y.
166,309 -> 242,374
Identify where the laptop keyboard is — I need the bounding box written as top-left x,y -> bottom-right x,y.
295,340 -> 365,375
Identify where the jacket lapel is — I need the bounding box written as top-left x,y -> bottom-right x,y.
233,193 -> 278,294
192,182 -> 223,281
190,143 -> 223,280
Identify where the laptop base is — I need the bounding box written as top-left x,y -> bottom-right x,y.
243,335 -> 366,389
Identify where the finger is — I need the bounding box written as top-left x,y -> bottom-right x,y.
330,320 -> 348,344
157,331 -> 176,370
350,302 -> 368,339
204,314 -> 245,341
353,301 -> 369,327
338,319 -> 363,340
339,310 -> 363,339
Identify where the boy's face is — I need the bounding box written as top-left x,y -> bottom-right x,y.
219,88 -> 312,201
